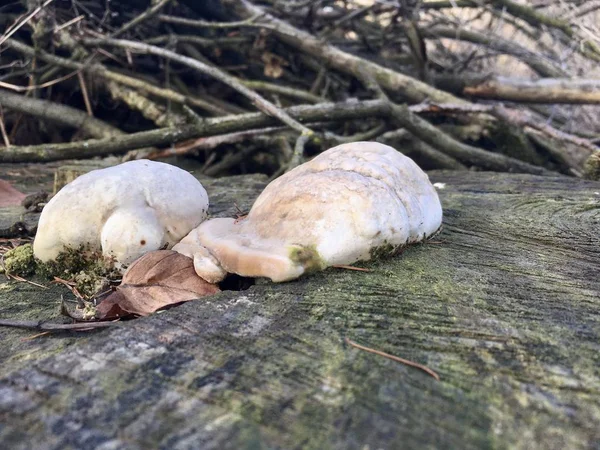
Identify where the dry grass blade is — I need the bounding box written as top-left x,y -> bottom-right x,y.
53,276 -> 84,299
345,337 -> 440,381
7,273 -> 47,289
331,265 -> 371,272
21,331 -> 52,340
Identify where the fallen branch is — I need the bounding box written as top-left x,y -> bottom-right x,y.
390,104 -> 551,174
423,26 -> 566,78
0,99 -> 389,162
0,318 -> 117,331
379,132 -> 468,170
489,0 -> 600,61
0,0 -> 55,46
411,102 -> 598,172
158,13 -> 264,29
6,39 -> 231,116
82,36 -> 312,135
0,97 -> 561,175
221,0 -> 463,104
0,88 -> 123,139
147,126 -> 285,159
462,77 -> 600,104
110,0 -> 173,38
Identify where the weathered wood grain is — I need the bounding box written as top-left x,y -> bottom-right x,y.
0,170 -> 599,450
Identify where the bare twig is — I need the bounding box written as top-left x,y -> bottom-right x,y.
147,126 -> 285,159
111,0 -> 173,38
54,14 -> 85,33
77,72 -> 93,116
6,39 -> 230,116
221,0 -> 463,104
462,77 -> 600,104
0,0 -> 55,46
423,26 -> 566,78
0,104 -> 10,147
0,70 -> 80,92
287,132 -> 311,169
241,80 -> 324,104
332,265 -> 371,272
391,103 -> 550,174
82,36 -> 313,136
7,274 -> 47,289
0,89 -> 123,139
411,102 -> 598,156
0,99 -> 389,163
158,13 -> 263,29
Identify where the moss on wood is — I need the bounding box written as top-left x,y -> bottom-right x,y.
0,170 -> 599,449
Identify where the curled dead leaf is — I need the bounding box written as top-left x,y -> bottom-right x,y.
0,179 -> 26,207
262,52 -> 287,79
95,250 -> 220,320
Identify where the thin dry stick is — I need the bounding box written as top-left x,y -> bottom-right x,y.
6,39 -> 229,115
82,36 -> 312,136
54,14 -> 85,33
332,265 -> 371,272
0,70 -> 80,92
77,72 -> 93,116
345,337 -> 440,381
0,105 -> 10,147
0,89 -> 122,139
158,13 -> 263,29
53,276 -> 85,300
21,331 -> 52,340
147,126 -> 284,159
410,103 -> 599,155
7,274 -> 47,289
111,0 -> 173,38
287,132 -> 311,169
0,98 -> 389,163
0,0 -> 55,46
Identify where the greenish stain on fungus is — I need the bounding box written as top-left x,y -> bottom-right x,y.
288,244 -> 326,273
368,241 -> 402,260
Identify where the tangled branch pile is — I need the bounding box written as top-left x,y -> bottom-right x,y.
1,0 -> 599,178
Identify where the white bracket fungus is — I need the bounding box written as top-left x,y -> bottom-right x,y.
33,160 -> 209,269
174,141 -> 443,283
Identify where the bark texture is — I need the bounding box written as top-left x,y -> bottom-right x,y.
0,168 -> 599,449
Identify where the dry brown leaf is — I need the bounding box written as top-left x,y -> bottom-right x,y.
262,52 -> 287,79
0,179 -> 26,207
95,250 -> 220,320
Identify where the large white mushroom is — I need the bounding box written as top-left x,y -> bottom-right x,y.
174,141 -> 442,283
34,160 -> 209,269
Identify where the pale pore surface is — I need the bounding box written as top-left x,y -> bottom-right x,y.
34,160 -> 209,267
175,142 -> 442,282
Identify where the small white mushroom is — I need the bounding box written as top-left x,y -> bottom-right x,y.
174,141 -> 442,283
34,160 -> 209,269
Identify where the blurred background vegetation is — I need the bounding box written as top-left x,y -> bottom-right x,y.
0,0 -> 599,178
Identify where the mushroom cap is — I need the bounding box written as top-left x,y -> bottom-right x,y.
175,141 -> 442,282
173,218 -> 308,283
33,160 -> 209,267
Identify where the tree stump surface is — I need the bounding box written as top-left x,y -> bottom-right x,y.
0,168 -> 599,450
